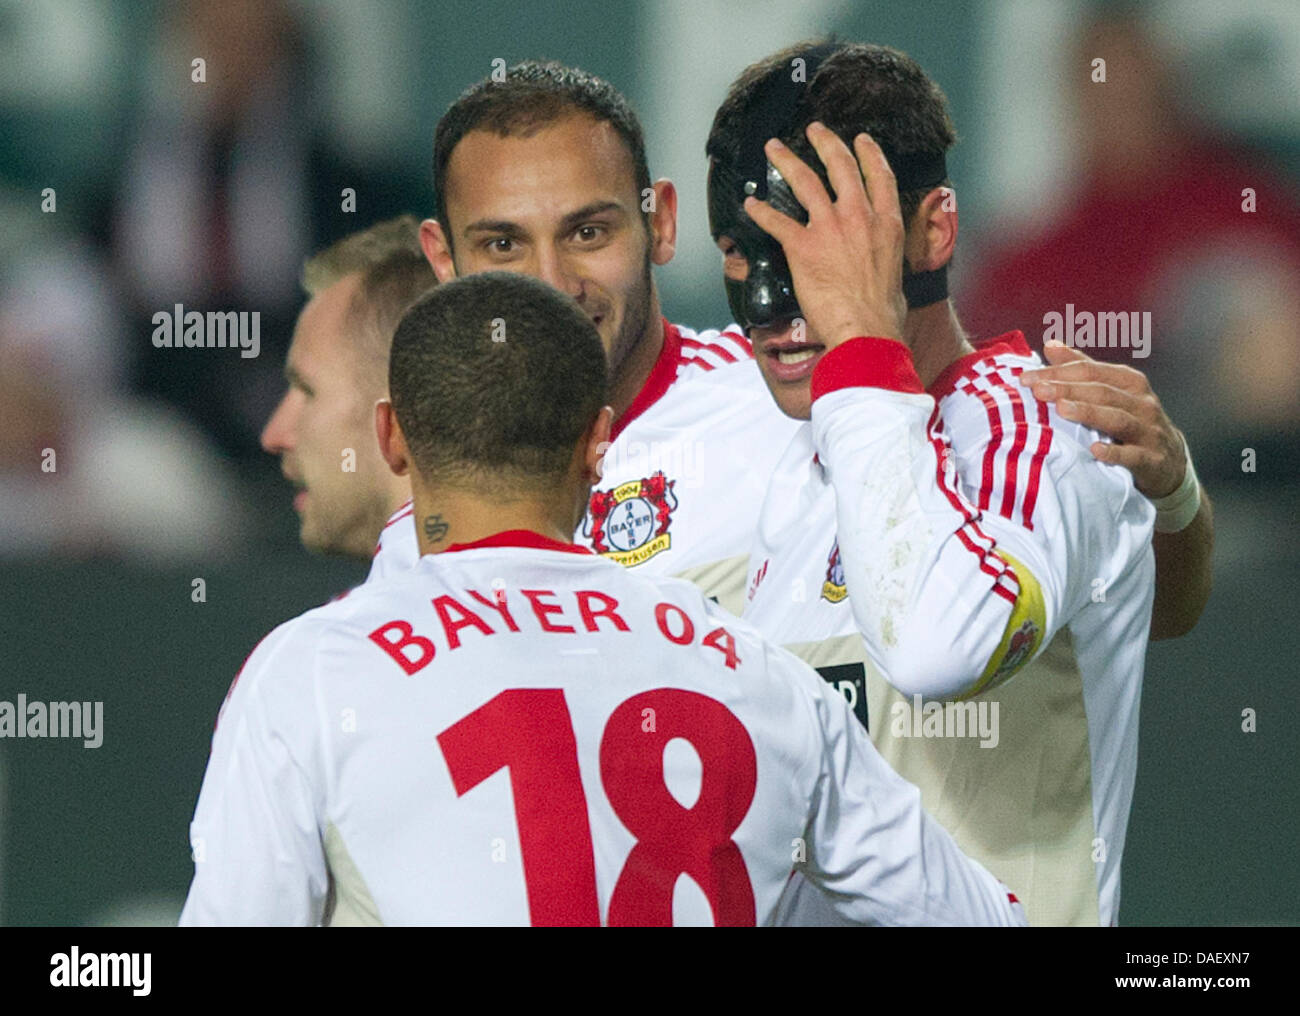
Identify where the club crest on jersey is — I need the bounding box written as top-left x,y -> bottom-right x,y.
990,618 -> 1040,683
584,471 -> 677,567
821,541 -> 848,603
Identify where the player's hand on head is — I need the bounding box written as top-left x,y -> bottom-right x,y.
743,123 -> 907,351
1021,342 -> 1186,499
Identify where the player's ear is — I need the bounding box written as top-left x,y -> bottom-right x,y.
583,406 -> 615,485
420,219 -> 457,283
906,185 -> 958,273
647,179 -> 678,267
375,399 -> 411,477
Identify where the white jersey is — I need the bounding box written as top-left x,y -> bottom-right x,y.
745,333 -> 1154,926
180,530 -> 1024,926
367,321 -> 802,615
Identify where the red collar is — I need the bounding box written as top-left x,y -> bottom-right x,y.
443,529 -> 594,555
611,318 -> 681,442
927,331 -> 1033,400
382,499 -> 414,529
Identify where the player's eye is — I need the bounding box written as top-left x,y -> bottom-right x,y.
718,239 -> 748,280
486,237 -> 516,255
719,238 -> 745,260
572,224 -> 607,244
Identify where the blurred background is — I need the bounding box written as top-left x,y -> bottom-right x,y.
0,0 -> 1295,925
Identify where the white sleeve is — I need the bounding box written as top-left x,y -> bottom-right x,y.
178,623 -> 328,926
781,646 -> 1026,926
809,337 -> 1136,700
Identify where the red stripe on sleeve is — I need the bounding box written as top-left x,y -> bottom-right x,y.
927,411 -> 1020,606
991,375 -> 1029,521
1008,367 -> 1053,529
954,529 -> 1019,604
959,380 -> 1003,511
926,410 -> 973,519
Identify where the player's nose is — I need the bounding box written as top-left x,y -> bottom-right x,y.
260,395 -> 295,454
533,247 -> 584,301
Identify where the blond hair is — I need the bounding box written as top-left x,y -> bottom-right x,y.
301,215 -> 436,382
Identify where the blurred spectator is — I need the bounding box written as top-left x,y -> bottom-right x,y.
112,0 -> 418,461
962,7 -> 1300,479
0,197 -> 247,561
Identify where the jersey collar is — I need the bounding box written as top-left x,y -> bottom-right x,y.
927,331 -> 1033,401
610,318 -> 682,443
443,529 -> 594,555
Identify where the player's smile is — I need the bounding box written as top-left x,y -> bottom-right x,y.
754,329 -> 827,384
750,315 -> 828,397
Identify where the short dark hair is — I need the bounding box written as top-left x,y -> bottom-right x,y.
432,60 -> 652,243
707,40 -> 957,226
389,271 -> 608,494
302,215 -> 436,386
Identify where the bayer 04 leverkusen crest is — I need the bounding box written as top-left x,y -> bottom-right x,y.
987,617 -> 1042,685
821,539 -> 848,603
584,471 -> 678,567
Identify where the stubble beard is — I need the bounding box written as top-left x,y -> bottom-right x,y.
606,249 -> 655,390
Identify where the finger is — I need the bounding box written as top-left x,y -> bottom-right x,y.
1022,358 -> 1108,384
853,132 -> 901,219
1054,397 -> 1147,443
763,137 -> 832,219
1089,441 -> 1163,489
743,194 -> 802,245
1042,341 -> 1091,366
1026,378 -> 1143,415
805,122 -> 868,214
1021,358 -> 1149,394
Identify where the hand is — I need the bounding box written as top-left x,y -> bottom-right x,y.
743,123 -> 907,350
1021,342 -> 1186,498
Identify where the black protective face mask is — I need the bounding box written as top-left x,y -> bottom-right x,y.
707,158 -> 805,330
706,44 -> 950,334
708,152 -> 952,334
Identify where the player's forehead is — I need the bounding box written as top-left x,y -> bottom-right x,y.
288,273 -> 364,373
443,113 -> 641,231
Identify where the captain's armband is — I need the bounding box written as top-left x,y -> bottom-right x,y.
960,550 -> 1047,700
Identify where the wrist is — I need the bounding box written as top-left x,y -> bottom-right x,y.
822,315 -> 901,352
1152,435 -> 1202,533
818,298 -> 905,353
1148,430 -> 1188,500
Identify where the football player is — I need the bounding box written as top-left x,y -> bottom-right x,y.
707,41 -> 1185,924
260,216 -> 436,559
180,272 -> 1026,926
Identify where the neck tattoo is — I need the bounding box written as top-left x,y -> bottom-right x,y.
423,515 -> 450,543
